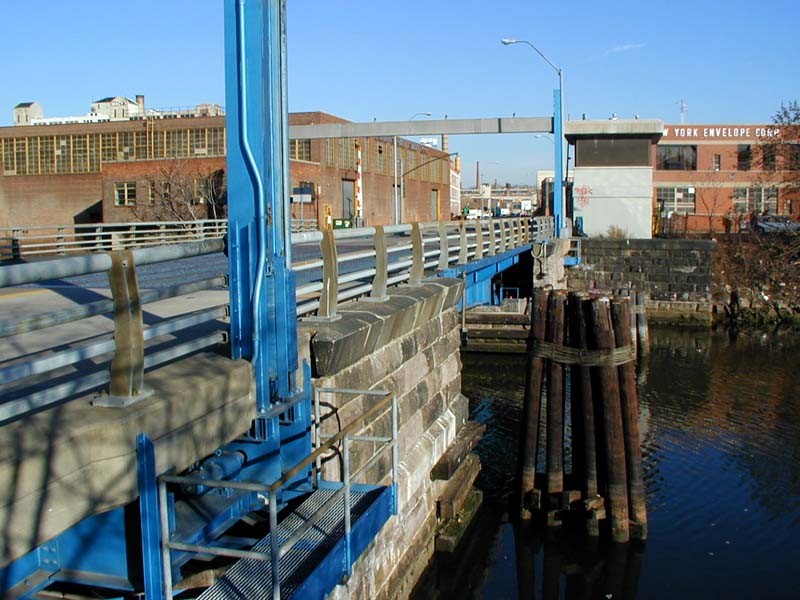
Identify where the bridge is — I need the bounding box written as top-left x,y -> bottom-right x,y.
0,215 -> 563,599
0,1 -> 570,598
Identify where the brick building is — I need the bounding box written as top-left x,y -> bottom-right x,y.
0,101 -> 452,228
654,124 -> 798,233
566,120 -> 800,237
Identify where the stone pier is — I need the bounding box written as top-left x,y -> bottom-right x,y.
299,277 -> 468,600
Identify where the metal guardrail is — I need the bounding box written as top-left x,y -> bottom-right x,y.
0,217 -> 553,424
0,218 -> 317,260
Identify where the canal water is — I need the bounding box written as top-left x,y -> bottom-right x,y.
412,327 -> 800,599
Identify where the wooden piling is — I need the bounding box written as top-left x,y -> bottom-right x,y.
545,291 -> 567,518
611,298 -> 648,540
519,289 -> 549,519
635,291 -> 650,356
588,297 -> 629,543
569,292 -> 603,536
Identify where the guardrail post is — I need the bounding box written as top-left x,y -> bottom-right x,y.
317,227 -> 339,319
95,250 -> 152,406
370,225 -> 388,300
410,223 -> 424,284
474,221 -> 484,260
457,221 -> 468,265
56,227 -> 65,255
438,222 -> 449,270
487,220 -> 496,256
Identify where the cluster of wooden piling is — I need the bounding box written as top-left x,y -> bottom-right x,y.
519,288 -> 649,543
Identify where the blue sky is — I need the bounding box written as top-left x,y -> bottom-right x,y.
2,0 -> 798,186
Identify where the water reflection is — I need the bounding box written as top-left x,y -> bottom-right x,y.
413,328 -> 800,600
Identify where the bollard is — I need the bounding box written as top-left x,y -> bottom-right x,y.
611,298 -> 648,540
519,289 -> 549,519
588,297 -> 629,543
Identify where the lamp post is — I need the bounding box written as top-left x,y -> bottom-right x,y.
501,38 -> 566,237
393,112 -> 432,224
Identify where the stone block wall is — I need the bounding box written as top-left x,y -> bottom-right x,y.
568,238 -> 716,302
299,278 -> 467,600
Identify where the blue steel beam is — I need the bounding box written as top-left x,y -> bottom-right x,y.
224,0 -> 297,410
553,88 -> 564,237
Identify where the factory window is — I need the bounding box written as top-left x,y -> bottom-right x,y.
14,139 -> 27,175
733,187 -> 778,214
713,154 -> 721,171
656,186 -> 695,214
789,145 -> 800,170
338,138 -> 357,169
55,136 -> 71,174
118,132 -> 134,161
39,136 -> 54,174
575,138 -> 651,167
166,130 -> 188,158
324,139 -> 335,167
114,182 -> 137,206
376,143 -> 386,174
737,145 -> 751,171
656,145 -> 697,170
101,133 -> 117,162
290,139 -> 311,161
191,129 -> 207,156
207,127 -> 225,156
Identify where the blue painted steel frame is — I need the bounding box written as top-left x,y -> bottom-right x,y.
440,245 -> 532,309
224,0 -> 298,411
553,88 -> 564,237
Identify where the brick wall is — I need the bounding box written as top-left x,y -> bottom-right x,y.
568,238 -> 716,302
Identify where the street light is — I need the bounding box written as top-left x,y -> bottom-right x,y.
501,38 -> 566,237
393,112 -> 432,224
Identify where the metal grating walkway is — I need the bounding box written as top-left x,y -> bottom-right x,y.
198,487 -> 381,600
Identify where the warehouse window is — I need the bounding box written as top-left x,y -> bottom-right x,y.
114,182 -> 137,206
575,138 -> 651,167
733,187 -> 778,214
656,145 -> 697,170
290,139 -> 311,161
737,145 -> 751,171
713,154 -> 721,171
657,186 -> 695,214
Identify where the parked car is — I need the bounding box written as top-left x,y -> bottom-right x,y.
748,214 -> 800,234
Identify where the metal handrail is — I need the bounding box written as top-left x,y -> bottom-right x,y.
157,388 -> 397,600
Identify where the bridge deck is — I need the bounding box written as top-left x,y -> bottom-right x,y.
0,352 -> 254,567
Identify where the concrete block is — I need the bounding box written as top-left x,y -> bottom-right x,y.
0,353 -> 254,567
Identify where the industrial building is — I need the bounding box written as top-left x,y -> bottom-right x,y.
566,119 -> 799,237
0,98 -> 453,228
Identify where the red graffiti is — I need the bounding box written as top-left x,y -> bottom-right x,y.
575,185 -> 593,208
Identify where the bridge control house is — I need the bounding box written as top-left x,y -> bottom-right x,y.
566,120 -> 799,237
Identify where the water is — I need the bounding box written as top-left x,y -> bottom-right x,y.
413,328 -> 800,599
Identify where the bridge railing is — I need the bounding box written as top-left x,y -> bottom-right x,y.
0,218 -> 317,260
0,217 -> 553,423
